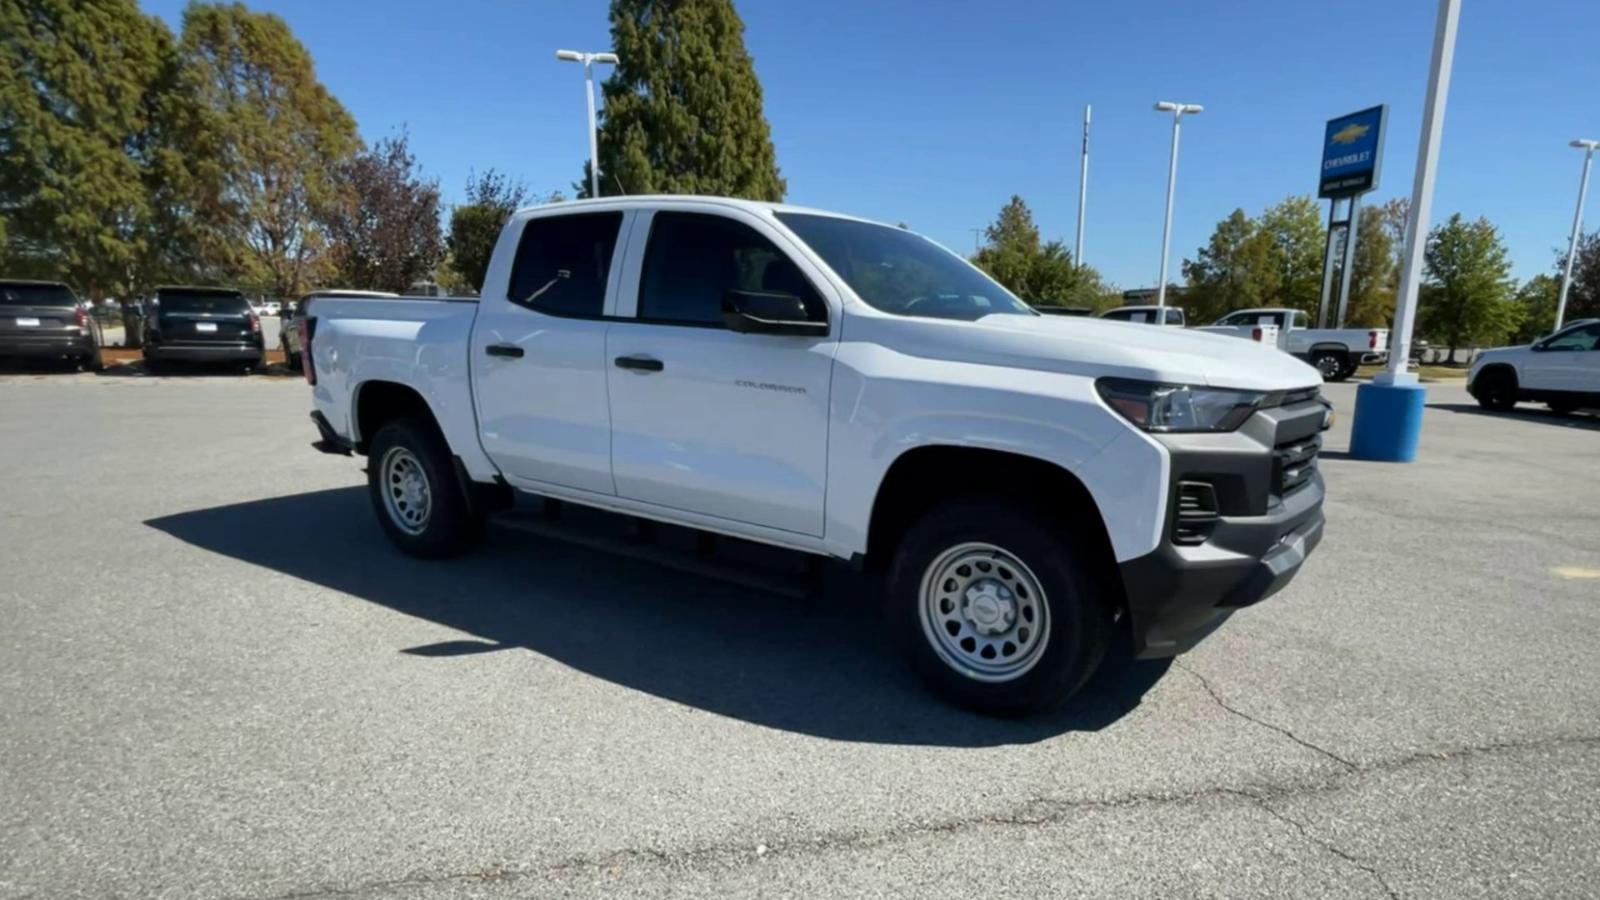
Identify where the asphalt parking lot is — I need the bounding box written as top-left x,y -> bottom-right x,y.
2,373 -> 1597,899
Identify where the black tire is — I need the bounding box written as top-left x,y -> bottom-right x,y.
1312,351 -> 1351,382
285,350 -> 301,371
366,416 -> 482,558
1473,367 -> 1518,411
887,497 -> 1115,717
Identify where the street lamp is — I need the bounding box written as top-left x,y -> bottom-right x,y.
556,49 -> 620,199
1153,101 -> 1203,320
1555,139 -> 1599,332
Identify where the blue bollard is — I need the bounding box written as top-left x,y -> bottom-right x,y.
1349,380 -> 1427,462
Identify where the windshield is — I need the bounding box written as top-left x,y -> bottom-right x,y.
776,213 -> 1034,321
156,291 -> 250,314
0,283 -> 77,307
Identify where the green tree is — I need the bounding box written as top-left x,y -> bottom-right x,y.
590,0 -> 784,200
1181,209 -> 1280,322
1342,204 -> 1398,328
445,169 -> 530,294
322,133 -> 443,293
1555,231 -> 1600,323
969,196 -> 1106,307
0,0 -> 181,301
1512,274 -> 1559,343
1419,214 -> 1521,361
177,2 -> 359,299
1257,195 -> 1326,317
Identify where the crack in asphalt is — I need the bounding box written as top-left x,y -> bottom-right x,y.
1223,789 -> 1401,900
1176,662 -> 1360,771
249,732 -> 1600,900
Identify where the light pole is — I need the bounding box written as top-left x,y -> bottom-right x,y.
1153,101 -> 1203,320
1349,0 -> 1460,464
556,49 -> 620,199
1075,105 -> 1090,269
1556,139 -> 1599,332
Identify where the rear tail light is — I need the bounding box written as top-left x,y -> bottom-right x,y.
1251,326 -> 1263,342
1369,330 -> 1379,349
248,311 -> 261,334
74,306 -> 88,328
301,317 -> 317,385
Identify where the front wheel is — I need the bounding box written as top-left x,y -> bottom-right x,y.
887,498 -> 1114,717
367,416 -> 482,558
1473,368 -> 1518,411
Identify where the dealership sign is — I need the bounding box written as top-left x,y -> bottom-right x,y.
1319,105 -> 1386,198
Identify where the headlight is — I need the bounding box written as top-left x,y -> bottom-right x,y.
1096,378 -> 1265,433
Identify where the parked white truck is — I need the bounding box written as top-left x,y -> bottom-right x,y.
1198,308 -> 1388,381
301,197 -> 1329,716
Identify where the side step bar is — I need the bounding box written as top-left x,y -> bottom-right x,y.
489,503 -> 818,600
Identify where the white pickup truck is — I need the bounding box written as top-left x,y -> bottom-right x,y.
1198,308 -> 1388,381
302,196 -> 1329,716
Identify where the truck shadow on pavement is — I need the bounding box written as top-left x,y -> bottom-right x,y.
146,487 -> 1170,747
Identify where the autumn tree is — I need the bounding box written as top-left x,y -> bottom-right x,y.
445,169 -> 530,294
590,0 -> 784,200
322,133 -> 443,293
1419,214 -> 1521,361
970,196 -> 1107,307
177,2 -> 359,299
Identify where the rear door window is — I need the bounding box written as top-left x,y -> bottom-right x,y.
507,212 -> 623,317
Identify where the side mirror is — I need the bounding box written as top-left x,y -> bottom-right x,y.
722,290 -> 827,337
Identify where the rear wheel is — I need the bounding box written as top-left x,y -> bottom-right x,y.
367,416 -> 482,558
887,497 -> 1114,717
1473,368 -> 1518,411
1312,351 -> 1351,382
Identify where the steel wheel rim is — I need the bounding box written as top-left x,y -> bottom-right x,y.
380,446 -> 431,535
918,542 -> 1051,683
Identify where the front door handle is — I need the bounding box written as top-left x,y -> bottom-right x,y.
614,355 -> 664,372
485,343 -> 524,359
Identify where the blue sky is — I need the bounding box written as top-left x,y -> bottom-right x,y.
142,0 -> 1600,289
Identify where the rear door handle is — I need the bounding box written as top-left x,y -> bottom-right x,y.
614,355 -> 664,372
485,343 -> 524,359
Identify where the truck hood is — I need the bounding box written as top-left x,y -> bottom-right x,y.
866,312 -> 1323,391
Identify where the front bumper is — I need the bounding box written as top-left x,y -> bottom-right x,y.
0,333 -> 97,358
1117,393 -> 1327,657
145,342 -> 263,363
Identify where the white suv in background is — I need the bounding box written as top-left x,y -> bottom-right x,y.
1469,319 -> 1600,414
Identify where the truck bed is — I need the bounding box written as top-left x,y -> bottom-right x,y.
308,295 -> 490,476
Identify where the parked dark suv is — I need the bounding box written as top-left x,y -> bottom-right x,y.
0,280 -> 103,370
142,286 -> 264,371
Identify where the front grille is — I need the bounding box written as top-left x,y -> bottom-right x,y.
1274,435 -> 1320,496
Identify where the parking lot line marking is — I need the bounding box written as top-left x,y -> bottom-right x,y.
1553,566 -> 1600,580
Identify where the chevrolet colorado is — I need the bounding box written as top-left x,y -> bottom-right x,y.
303,197 -> 1329,716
